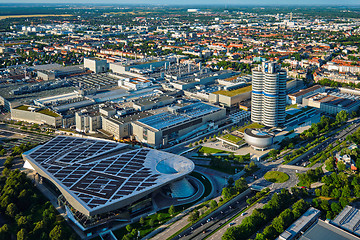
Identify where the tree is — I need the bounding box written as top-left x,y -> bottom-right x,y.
272,215 -> 286,233
336,110 -> 349,123
331,202 -> 342,214
227,177 -> 234,186
326,211 -> 334,220
188,210 -> 199,223
139,217 -> 145,226
354,185 -> 360,198
330,188 -> 341,199
126,224 -> 132,233
325,158 -> 335,172
320,200 -> 330,211
6,203 -> 17,218
249,161 -> 256,169
157,213 -> 162,224
17,229 -> 27,240
149,219 -> 154,228
321,185 -> 332,197
210,200 -> 218,209
169,205 -> 175,217
337,161 -> 346,172
0,224 -> 9,240
342,185 -> 351,198
17,216 -> 28,229
339,197 -> 349,208
269,149 -> 278,160
222,187 -> 232,200
49,225 -> 63,240
235,178 -> 248,192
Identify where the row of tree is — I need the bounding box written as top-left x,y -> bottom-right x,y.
222,177 -> 248,200
222,189 -> 298,240
255,199 -> 309,240
0,170 -> 77,240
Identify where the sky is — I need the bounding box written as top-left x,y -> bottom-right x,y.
0,0 -> 360,5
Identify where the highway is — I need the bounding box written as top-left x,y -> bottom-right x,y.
290,119 -> 360,166
171,191 -> 255,240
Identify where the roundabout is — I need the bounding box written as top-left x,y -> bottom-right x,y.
264,171 -> 289,183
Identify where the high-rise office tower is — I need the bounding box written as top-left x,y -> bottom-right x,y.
251,62 -> 287,127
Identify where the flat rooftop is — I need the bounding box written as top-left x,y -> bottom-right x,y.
289,85 -> 323,98
278,207 -> 320,240
0,83 -> 76,106
213,84 -> 252,97
137,102 -> 222,130
107,112 -> 153,125
332,206 -> 360,237
299,220 -> 360,240
133,95 -> 175,107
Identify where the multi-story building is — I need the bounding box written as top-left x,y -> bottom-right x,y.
251,62 -> 287,127
288,85 -> 325,105
11,105 -> 63,127
75,110 -> 101,133
132,102 -> 226,147
84,58 -> 109,73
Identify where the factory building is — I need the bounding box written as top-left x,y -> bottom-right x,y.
75,110 -> 102,133
132,102 -> 226,147
84,58 -> 109,73
303,92 -> 360,115
11,105 -> 63,127
288,85 -> 325,105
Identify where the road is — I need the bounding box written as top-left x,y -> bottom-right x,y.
170,190 -> 254,240
288,119 -> 360,166
206,198 -> 268,240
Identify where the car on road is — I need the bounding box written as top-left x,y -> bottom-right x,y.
241,212 -> 247,216
229,222 -> 236,226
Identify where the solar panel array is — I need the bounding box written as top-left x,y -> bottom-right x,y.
28,136 -> 160,209
138,102 -> 221,130
178,102 -> 220,118
138,112 -> 189,130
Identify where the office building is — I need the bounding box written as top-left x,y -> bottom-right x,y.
251,62 -> 287,127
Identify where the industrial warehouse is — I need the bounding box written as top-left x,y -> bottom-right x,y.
22,136 -> 196,230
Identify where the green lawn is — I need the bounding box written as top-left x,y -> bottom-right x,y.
38,109 -> 61,117
238,122 -> 264,133
198,146 -> 231,154
286,104 -> 298,110
264,171 -> 289,183
220,134 -> 242,143
14,105 -> 31,111
213,85 -> 252,97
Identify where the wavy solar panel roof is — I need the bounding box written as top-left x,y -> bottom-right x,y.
23,136 -> 194,216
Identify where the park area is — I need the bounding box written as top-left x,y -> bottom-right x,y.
264,171 -> 289,183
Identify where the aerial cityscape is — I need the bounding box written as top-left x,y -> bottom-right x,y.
1,2 -> 360,240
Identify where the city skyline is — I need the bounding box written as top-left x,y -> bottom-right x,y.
1,0 -> 360,5
1,3 -> 360,240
